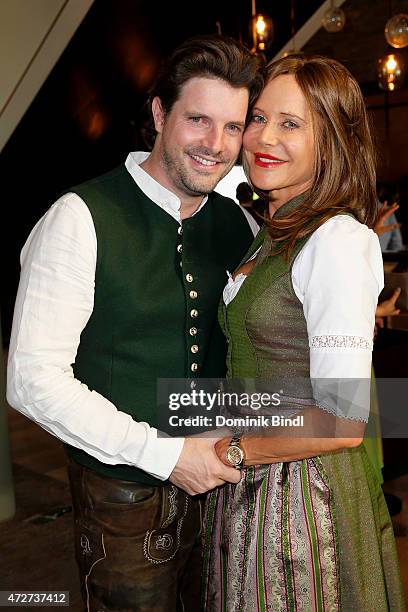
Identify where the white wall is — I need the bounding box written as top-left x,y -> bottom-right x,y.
0,0 -> 94,152
216,165 -> 248,202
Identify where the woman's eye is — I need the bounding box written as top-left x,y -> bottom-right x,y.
250,114 -> 266,124
282,119 -> 298,130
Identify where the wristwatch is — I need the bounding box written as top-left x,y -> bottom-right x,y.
226,435 -> 245,469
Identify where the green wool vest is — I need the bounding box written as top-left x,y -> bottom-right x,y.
65,164 -> 254,484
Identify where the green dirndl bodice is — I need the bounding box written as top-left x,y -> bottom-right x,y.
201,201 -> 405,612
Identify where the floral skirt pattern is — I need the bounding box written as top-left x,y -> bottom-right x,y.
202,447 -> 405,612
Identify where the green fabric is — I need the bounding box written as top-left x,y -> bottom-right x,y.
363,368 -> 384,484
64,164 -> 254,484
220,195 -> 313,387
320,447 -> 404,610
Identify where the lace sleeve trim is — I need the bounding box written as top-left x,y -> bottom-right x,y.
310,335 -> 372,350
317,401 -> 369,423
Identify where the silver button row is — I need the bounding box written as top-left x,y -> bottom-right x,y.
185,271 -> 198,370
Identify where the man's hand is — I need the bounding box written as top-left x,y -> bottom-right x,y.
169,436 -> 241,495
374,201 -> 400,237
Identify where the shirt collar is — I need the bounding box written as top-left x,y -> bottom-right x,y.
125,151 -> 208,223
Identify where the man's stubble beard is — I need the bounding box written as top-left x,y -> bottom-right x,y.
161,145 -> 233,197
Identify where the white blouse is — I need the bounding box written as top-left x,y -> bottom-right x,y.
223,215 -> 384,384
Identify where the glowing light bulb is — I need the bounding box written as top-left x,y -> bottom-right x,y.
378,53 -> 404,91
256,16 -> 266,35
252,13 -> 273,52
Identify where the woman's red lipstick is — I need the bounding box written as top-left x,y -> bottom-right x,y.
254,152 -> 287,168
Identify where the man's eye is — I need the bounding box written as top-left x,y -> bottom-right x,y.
189,116 -> 202,123
227,124 -> 243,134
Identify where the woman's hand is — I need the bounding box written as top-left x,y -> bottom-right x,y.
215,437 -> 233,466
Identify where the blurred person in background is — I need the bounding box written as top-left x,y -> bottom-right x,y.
376,181 -> 404,252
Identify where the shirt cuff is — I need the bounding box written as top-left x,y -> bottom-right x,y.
136,430 -> 185,481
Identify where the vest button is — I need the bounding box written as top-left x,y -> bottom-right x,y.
178,225 -> 183,235
177,244 -> 183,253
191,344 -> 199,353
190,309 -> 198,318
191,363 -> 198,372
186,274 -> 194,283
189,290 -> 198,299
189,327 -> 197,336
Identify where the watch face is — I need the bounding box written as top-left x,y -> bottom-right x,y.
227,445 -> 244,467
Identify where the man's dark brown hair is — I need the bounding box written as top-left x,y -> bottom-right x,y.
143,34 -> 263,147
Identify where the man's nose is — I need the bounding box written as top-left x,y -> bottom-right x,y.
201,126 -> 225,154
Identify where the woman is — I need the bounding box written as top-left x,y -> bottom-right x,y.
202,55 -> 405,611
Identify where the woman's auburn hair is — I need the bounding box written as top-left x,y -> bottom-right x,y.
245,53 -> 378,258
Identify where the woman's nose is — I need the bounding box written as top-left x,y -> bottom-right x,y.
259,123 -> 279,147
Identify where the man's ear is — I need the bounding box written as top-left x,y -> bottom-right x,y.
151,97 -> 166,133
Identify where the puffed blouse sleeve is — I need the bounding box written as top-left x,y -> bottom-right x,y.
291,215 -> 384,421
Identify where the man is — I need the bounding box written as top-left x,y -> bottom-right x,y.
7,35 -> 261,611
